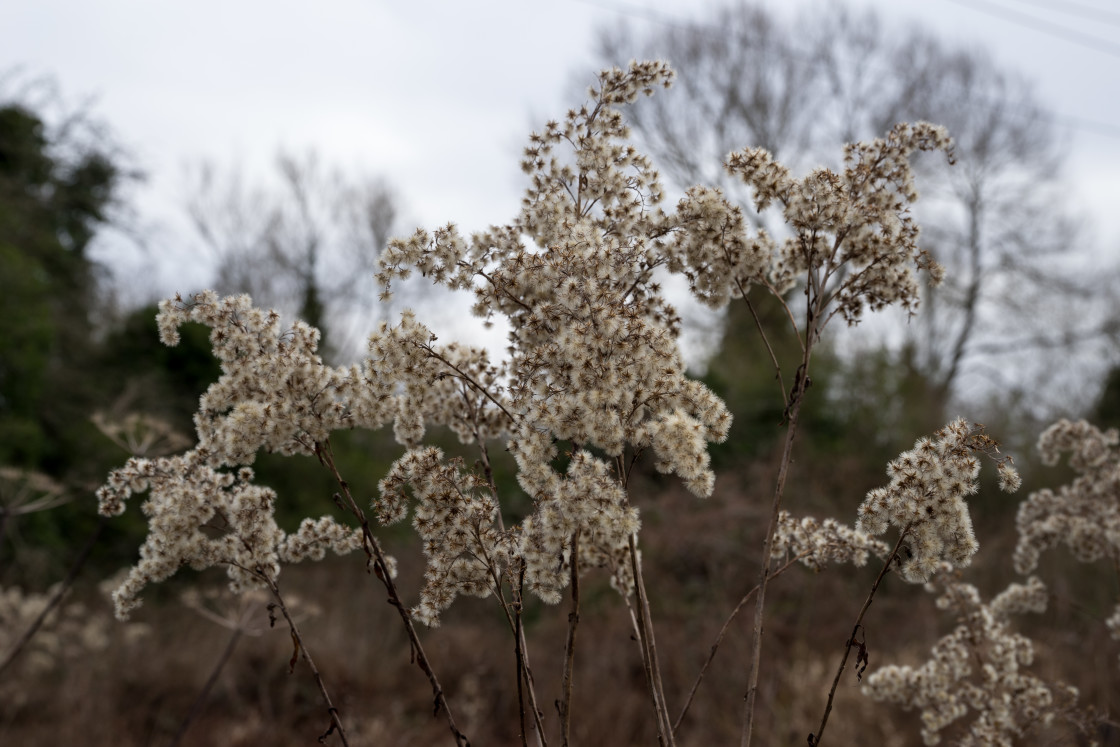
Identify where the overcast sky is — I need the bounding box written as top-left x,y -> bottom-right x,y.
3,0 -> 1119,358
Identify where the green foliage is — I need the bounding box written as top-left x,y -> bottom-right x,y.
702,295 -> 847,464
98,306 -> 222,431
1092,365 -> 1120,433
0,102 -> 121,475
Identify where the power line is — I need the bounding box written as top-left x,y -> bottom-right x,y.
574,0 -> 1120,142
1004,0 -> 1120,29
941,0 -> 1120,59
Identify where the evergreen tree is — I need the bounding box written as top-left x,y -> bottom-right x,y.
0,103 -> 123,473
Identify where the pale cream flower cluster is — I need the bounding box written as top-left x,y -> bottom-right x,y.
715,122 -> 951,321
98,452 -> 363,619
377,447 -> 506,625
770,510 -> 890,571
378,63 -> 731,494
98,291 -> 410,617
864,576 -> 1078,746
370,63 -> 732,622
856,419 -> 1019,583
367,310 -> 510,449
1014,418 -> 1120,648
518,450 -> 641,602
156,290 -> 399,465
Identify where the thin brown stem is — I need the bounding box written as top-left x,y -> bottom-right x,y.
628,533 -> 676,746
510,562 -> 547,747
737,284 -> 786,404
316,441 -> 469,747
741,333 -> 816,747
259,571 -> 349,746
674,552 -> 808,733
0,507 -> 9,560
519,624 -> 548,747
0,516 -> 104,677
761,276 -> 805,351
513,563 -> 530,747
419,342 -> 516,425
808,529 -> 910,747
167,626 -> 243,747
558,530 -> 582,747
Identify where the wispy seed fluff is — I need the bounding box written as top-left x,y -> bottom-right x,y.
1013,418 -> 1120,653
864,575 -> 1082,746
98,454 -> 362,619
856,419 -> 1019,583
771,511 -> 890,571
98,292 -> 393,618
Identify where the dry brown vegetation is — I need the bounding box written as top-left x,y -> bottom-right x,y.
4,461 -> 1117,746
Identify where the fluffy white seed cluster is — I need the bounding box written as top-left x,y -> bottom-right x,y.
98,452 -> 362,619
770,510 -> 890,571
856,419 -> 1019,583
377,447 -> 507,626
368,310 -> 510,449
99,292 -> 411,618
718,121 -> 952,322
864,576 -> 1077,746
1013,419 -> 1120,650
375,447 -> 639,623
156,290 -> 399,465
665,185 -> 773,309
379,64 -> 731,500
1014,418 -> 1120,571
370,64 -> 734,620
518,450 -> 640,603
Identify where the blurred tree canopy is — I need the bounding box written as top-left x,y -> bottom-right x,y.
595,1 -> 1120,436
186,150 -> 403,362
0,101 -> 123,474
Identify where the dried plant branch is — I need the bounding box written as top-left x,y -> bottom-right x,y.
316,441 -> 469,747
257,570 -> 349,747
674,551 -> 808,733
628,533 -> 676,747
808,529 -> 909,746
513,563 -> 530,747
741,322 -> 818,747
738,287 -> 787,404
0,516 -> 104,677
558,530 -> 582,746
519,623 -> 548,747
167,626 -> 243,747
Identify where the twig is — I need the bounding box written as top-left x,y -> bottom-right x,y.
513,563 -> 530,747
558,530 -> 581,746
807,529 -> 909,747
316,441 -> 470,747
738,287 -> 787,405
510,562 -> 546,747
167,626 -> 243,747
417,341 -> 516,426
258,571 -> 349,746
741,318 -> 817,747
0,516 -> 105,677
519,623 -> 548,747
628,534 -> 676,746
674,552 -> 808,733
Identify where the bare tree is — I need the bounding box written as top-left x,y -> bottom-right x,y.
594,2 -> 1118,418
186,150 -> 401,361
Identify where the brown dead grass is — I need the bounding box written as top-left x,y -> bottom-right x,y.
2,470 -> 1118,746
